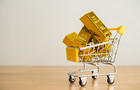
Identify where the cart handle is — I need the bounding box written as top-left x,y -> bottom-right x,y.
108,25 -> 126,35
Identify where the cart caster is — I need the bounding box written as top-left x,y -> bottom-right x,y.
91,71 -> 97,79
107,75 -> 115,84
79,77 -> 87,87
69,75 -> 75,83
92,76 -> 97,79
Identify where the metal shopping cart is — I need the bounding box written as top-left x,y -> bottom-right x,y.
67,26 -> 126,86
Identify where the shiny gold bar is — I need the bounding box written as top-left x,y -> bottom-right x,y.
66,47 -> 79,62
78,26 -> 92,44
80,11 -> 112,42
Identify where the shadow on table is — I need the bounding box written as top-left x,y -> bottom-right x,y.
68,80 -> 114,90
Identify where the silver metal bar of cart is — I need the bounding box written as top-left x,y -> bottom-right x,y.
68,31 -> 121,86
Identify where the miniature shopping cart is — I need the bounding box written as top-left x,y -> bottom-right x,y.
66,26 -> 126,86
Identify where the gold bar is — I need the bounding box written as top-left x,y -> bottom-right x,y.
80,11 -> 112,42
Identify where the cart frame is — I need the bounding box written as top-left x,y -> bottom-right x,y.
68,32 -> 122,86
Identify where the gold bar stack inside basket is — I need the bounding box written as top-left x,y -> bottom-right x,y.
63,11 -> 112,62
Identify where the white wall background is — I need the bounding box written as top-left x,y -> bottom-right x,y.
0,0 -> 140,66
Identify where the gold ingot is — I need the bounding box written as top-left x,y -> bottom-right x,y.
63,32 -> 84,47
63,32 -> 78,47
78,26 -> 92,44
66,47 -> 79,62
74,26 -> 92,47
80,11 -> 112,43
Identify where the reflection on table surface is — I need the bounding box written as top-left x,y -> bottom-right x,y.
69,80 -> 114,90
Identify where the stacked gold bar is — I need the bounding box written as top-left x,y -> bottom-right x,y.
80,11 -> 112,43
63,11 -> 112,62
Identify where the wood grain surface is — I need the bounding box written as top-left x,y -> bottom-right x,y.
0,66 -> 140,90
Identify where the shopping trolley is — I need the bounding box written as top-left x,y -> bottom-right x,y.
67,26 -> 126,86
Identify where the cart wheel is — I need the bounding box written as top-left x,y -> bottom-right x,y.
92,76 -> 97,79
69,75 -> 75,83
107,75 -> 115,84
79,77 -> 87,87
91,71 -> 97,79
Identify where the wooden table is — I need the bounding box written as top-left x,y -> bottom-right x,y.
0,66 -> 140,90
